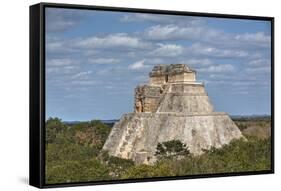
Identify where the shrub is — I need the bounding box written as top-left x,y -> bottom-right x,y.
46,158 -> 110,184
122,161 -> 174,179
98,151 -> 134,178
155,140 -> 190,159
171,136 -> 271,175
46,117 -> 67,144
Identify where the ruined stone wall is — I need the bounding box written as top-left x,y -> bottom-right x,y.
157,83 -> 214,113
149,76 -> 167,85
142,97 -> 159,112
157,94 -> 214,113
135,83 -> 213,114
135,85 -> 163,113
135,76 -> 203,113
168,72 -> 196,83
171,83 -> 205,94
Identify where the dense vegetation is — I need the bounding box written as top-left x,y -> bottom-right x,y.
45,117 -> 272,184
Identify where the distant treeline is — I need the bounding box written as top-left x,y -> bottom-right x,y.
63,119 -> 119,127
231,115 -> 271,121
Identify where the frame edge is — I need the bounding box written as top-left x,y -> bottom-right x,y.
29,3 -> 44,188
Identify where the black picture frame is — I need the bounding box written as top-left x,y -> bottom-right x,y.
30,2 -> 275,189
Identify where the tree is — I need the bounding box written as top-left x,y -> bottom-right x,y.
46,117 -> 67,144
155,140 -> 190,159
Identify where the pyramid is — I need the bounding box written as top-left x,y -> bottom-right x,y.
102,64 -> 244,164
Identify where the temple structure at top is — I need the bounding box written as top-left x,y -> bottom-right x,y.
134,64 -> 212,114
149,64 -> 196,85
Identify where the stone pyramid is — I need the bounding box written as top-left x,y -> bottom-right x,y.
102,64 -> 243,164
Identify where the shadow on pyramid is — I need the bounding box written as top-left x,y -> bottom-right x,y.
103,64 -> 244,164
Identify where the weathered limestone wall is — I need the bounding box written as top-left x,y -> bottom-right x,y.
157,94 -> 214,113
168,72 -> 196,83
156,83 -> 213,113
135,85 -> 163,113
171,83 -> 205,94
149,76 -> 167,85
103,112 -> 243,164
142,97 -> 159,112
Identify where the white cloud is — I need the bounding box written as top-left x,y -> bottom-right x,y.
235,32 -> 271,45
121,13 -> 203,26
46,40 -> 63,52
145,58 -> 165,65
88,58 -> 119,64
46,8 -> 83,32
144,24 -> 229,43
232,81 -> 260,86
61,66 -> 78,74
47,58 -> 76,66
70,80 -> 100,86
46,67 -> 59,74
151,44 -> 184,57
134,75 -> 147,82
121,14 -> 167,23
189,43 -> 248,58
245,66 -> 271,74
96,69 -> 110,76
248,59 -> 270,66
199,64 -> 235,73
183,58 -> 213,67
95,66 -> 128,76
129,59 -> 148,70
209,74 -> 231,80
72,71 -> 92,79
145,25 -> 204,41
46,59 -> 80,75
208,73 -> 261,83
47,20 -> 76,32
74,33 -> 150,50
46,36 -> 79,54
144,23 -> 270,50
233,91 -> 249,95
47,66 -> 78,74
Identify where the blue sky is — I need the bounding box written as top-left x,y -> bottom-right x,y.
45,8 -> 271,121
